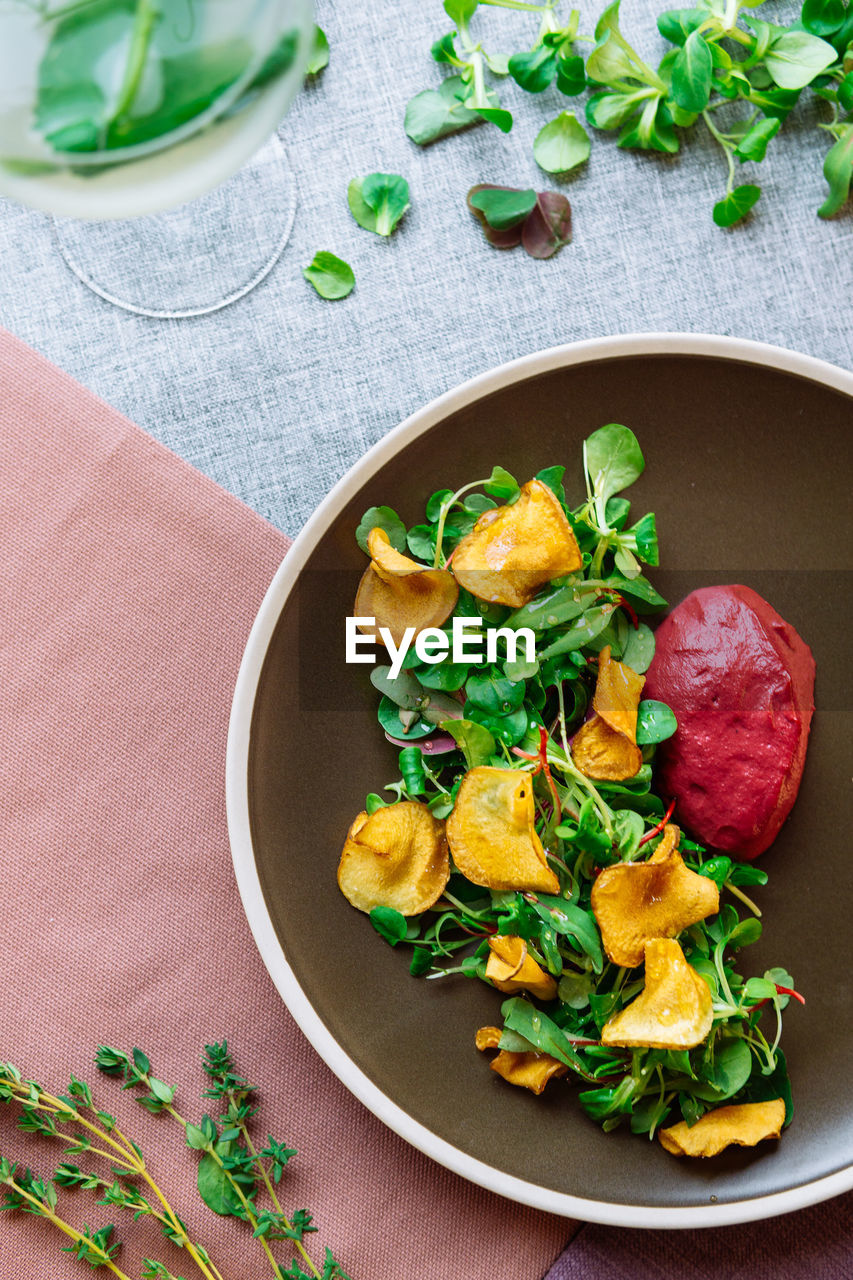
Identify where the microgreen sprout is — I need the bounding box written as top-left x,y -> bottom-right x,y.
352,423 -> 800,1141
408,0 -> 853,222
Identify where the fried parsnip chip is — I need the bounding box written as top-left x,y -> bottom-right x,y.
485,935 -> 558,1000
337,800 -> 449,915
475,1026 -> 567,1095
475,1026 -> 504,1051
601,938 -> 713,1049
571,645 -> 645,780
591,825 -> 720,967
659,1099 -> 786,1158
355,528 -> 458,647
446,767 -> 559,893
571,719 -> 642,780
452,478 -> 582,607
594,644 -> 646,737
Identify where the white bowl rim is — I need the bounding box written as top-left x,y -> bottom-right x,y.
226,332 -> 853,1229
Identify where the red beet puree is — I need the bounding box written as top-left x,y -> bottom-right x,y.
643,585 -> 815,860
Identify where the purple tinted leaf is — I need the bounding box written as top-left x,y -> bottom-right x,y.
468,185 -> 536,228
467,182 -> 512,218
468,184 -> 572,257
484,224 -> 524,248
521,191 -> 572,259
468,183 -> 524,247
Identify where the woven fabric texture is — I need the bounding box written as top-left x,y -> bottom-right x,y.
0,0 -> 850,1276
0,1 -> 850,542
0,328 -> 569,1280
546,1193 -> 853,1280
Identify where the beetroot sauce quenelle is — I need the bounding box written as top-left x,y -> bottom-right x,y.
643,585 -> 815,861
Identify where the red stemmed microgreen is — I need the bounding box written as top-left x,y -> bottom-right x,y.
594,590 -> 640,629
775,984 -> 806,1005
512,725 -> 562,822
637,797 -> 678,847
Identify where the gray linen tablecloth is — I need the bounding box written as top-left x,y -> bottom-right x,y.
0,1 -> 850,1277
0,0 -> 850,539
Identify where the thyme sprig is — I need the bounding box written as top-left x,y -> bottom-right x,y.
0,1046 -> 350,1280
0,1060 -> 217,1279
0,1162 -> 134,1278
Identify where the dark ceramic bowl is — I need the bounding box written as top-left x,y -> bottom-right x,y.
226,335 -> 853,1226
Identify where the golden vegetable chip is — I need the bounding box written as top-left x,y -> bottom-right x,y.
474,1026 -> 503,1051
452,478 -> 583,607
485,935 -> 558,1000
446,766 -> 559,893
570,718 -> 642,781
659,1099 -> 786,1158
475,1026 -> 567,1095
594,644 -> 646,738
354,528 -> 458,647
337,800 -> 450,915
591,825 -> 720,967
601,938 -> 713,1049
571,645 -> 645,781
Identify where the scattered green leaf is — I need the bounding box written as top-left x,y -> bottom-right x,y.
818,125 -> 853,217
302,251 -> 355,300
348,173 -> 410,236
306,24 -> 329,76
713,183 -> 761,227
533,111 -> 591,174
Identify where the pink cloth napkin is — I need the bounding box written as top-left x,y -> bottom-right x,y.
0,328 -> 571,1280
